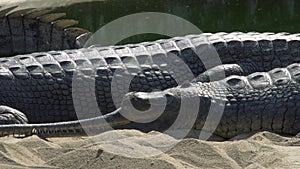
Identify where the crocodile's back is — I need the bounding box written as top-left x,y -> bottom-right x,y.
1,7 -> 300,123
0,7 -> 90,57
0,32 -> 300,123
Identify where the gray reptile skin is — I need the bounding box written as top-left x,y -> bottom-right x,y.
0,7 -> 91,57
1,62 -> 300,139
1,31 -> 300,123
0,8 -> 300,139
1,28 -> 300,123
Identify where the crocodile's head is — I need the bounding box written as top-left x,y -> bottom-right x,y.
119,90 -> 181,124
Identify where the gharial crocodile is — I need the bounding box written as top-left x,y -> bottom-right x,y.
0,7 -> 299,139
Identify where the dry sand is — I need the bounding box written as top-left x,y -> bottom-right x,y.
0,130 -> 299,169
0,1 -> 299,168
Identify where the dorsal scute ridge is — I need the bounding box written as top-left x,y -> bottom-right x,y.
0,7 -> 91,57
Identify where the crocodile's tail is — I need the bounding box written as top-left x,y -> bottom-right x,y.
0,108 -> 131,137
0,6 -> 91,57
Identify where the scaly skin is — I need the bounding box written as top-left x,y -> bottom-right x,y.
1,62 -> 300,139
0,7 -> 90,57
0,7 -> 300,139
1,31 -> 300,123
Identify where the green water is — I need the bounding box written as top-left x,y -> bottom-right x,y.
53,0 -> 300,44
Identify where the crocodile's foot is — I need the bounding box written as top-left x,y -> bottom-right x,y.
0,106 -> 28,124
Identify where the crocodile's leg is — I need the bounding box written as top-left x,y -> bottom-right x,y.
0,106 -> 28,124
